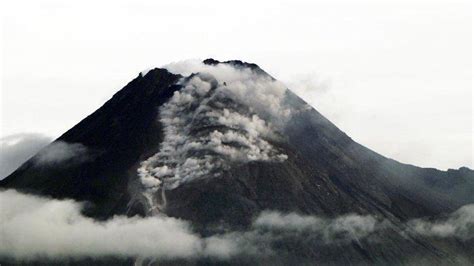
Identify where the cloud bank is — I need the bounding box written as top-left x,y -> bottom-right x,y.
0,190 -> 380,261
0,189 -> 233,261
2,190 -> 472,262
0,133 -> 52,179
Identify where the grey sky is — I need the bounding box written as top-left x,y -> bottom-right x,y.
0,0 -> 472,170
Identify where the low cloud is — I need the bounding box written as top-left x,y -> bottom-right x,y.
1,190 -> 472,262
0,133 -> 52,179
32,141 -> 90,166
408,204 -> 474,240
0,135 -> 91,180
0,190 -> 382,261
0,189 -> 237,261
253,207 -> 474,243
254,211 -> 379,243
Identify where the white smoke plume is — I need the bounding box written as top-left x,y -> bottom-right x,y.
0,133 -> 52,179
163,59 -> 291,119
32,141 -> 90,166
137,60 -> 290,213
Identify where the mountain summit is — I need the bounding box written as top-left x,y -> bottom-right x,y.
1,59 -> 473,264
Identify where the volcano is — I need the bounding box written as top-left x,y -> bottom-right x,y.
1,59 -> 473,265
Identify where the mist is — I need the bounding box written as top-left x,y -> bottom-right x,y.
0,189 -> 233,260
32,141 -> 91,166
408,204 -> 474,240
2,189 -> 472,262
0,134 -> 52,179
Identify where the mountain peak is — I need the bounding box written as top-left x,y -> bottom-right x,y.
203,58 -> 261,70
202,58 -> 220,65
1,59 -> 473,264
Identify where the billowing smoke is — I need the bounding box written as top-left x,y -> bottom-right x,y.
32,141 -> 90,166
0,133 -> 51,179
163,60 -> 291,119
137,61 -> 290,213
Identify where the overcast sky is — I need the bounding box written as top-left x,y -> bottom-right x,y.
0,0 -> 472,170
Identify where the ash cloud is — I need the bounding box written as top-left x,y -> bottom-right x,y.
0,133 -> 52,179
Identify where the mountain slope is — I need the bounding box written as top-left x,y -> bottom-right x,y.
1,59 -> 473,264
1,68 -> 182,218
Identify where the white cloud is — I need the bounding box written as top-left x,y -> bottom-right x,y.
32,141 -> 90,166
254,211 -> 324,230
0,133 -> 52,179
0,189 -> 237,261
1,190 -> 472,262
254,211 -> 379,243
0,191 -> 378,261
0,135 -> 92,180
408,204 -> 474,240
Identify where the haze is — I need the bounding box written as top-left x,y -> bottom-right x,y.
0,0 -> 472,170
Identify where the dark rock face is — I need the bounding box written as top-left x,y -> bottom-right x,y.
1,59 -> 473,264
165,93 -> 471,226
1,69 -> 182,218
